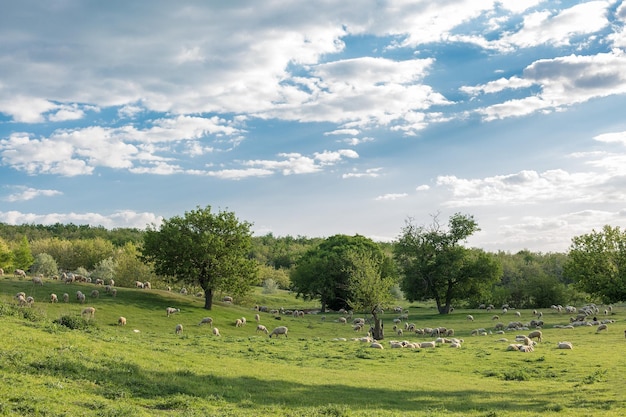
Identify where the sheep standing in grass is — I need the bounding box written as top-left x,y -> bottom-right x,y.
16,294 -> 27,307
166,307 -> 180,317
255,313 -> 260,322
212,327 -> 220,336
240,317 -> 247,326
175,324 -> 183,335
62,293 -> 69,303
91,290 -> 99,298
76,291 -> 86,304
256,324 -> 269,334
198,317 -> 213,326
596,323 -> 608,333
143,281 -> 151,289
269,326 -> 288,338
82,307 -> 96,318
528,330 -> 543,342
466,315 -> 474,321
32,276 -> 44,286
50,293 -> 58,303
118,316 -> 127,326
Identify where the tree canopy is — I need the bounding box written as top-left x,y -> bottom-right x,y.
394,213 -> 501,314
290,234 -> 395,313
141,206 -> 258,309
565,225 -> 626,303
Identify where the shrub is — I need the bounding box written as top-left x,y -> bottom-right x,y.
54,315 -> 95,330
262,278 -> 279,294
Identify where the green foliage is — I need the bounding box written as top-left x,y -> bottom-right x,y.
114,242 -> 157,287
258,263 -> 291,289
394,213 -> 501,313
565,225 -> 626,303
142,205 -> 258,309
290,234 -> 394,312
30,252 -> 59,277
54,314 -> 95,330
0,237 -> 13,271
12,235 -> 34,271
92,257 -> 117,282
262,278 -> 279,294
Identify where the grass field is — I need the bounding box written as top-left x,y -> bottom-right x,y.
1,276 -> 625,416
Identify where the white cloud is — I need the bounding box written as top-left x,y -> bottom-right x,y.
375,193 -> 408,201
342,168 -> 382,179
416,184 -> 430,191
4,187 -> 63,202
0,210 -> 162,230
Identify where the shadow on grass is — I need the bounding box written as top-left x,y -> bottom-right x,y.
22,352 -> 576,414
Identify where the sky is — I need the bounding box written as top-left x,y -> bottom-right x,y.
1,1 -> 626,254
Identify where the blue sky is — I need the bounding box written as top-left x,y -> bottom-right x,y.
2,1 -> 626,253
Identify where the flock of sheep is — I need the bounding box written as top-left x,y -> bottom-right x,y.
6,271 -> 625,354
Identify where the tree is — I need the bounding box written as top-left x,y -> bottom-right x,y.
13,236 -> 34,272
0,237 -> 13,272
141,206 -> 258,310
30,253 -> 59,277
92,257 -> 117,283
344,250 -> 397,340
114,242 -> 157,288
565,225 -> 626,303
290,234 -> 394,313
394,213 -> 501,314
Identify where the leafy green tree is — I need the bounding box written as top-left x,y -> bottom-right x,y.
92,257 -> 117,283
344,250 -> 397,339
13,236 -> 34,272
30,253 -> 59,277
257,264 -> 291,289
565,225 -> 626,303
114,242 -> 157,288
141,206 -> 258,310
394,213 -> 501,314
30,238 -> 74,272
0,237 -> 13,272
290,234 -> 393,312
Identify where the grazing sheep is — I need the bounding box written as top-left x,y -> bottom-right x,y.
370,342 -> 384,349
32,276 -> 44,286
14,269 -> 27,278
466,315 -> 474,321
16,294 -> 27,307
212,327 -> 220,336
240,317 -> 247,326
135,281 -> 144,289
50,293 -> 58,303
143,281 -> 151,289
492,315 -> 500,320
62,293 -> 69,303
528,330 -> 543,342
198,317 -> 214,326
95,279 -> 104,285
180,287 -> 188,295
557,341 -> 573,349
420,341 -> 436,348
336,317 -> 348,324
76,291 -> 86,304
175,324 -> 183,335
166,307 -> 180,317
256,324 -> 269,334
223,296 -> 233,303
596,323 -> 608,333
254,313 -> 260,322
118,316 -> 127,326
90,290 -> 99,298
515,311 -> 521,317
108,279 -> 115,287
111,288 -> 117,297
235,318 -> 244,327
104,285 -> 112,293
82,307 -> 96,318
269,326 -> 288,338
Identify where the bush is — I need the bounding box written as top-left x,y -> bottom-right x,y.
54,315 -> 95,330
262,278 -> 279,294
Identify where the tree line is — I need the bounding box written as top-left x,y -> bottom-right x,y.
1,207 -> 625,316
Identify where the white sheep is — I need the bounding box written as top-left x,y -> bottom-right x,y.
466,314 -> 474,321
62,293 -> 69,303
118,316 -> 127,326
370,342 -> 384,349
32,276 -> 44,286
175,323 -> 183,335
419,341 -> 436,348
135,281 -> 144,288
91,290 -> 99,298
528,330 -> 543,342
166,307 -> 180,317
269,326 -> 288,338
255,313 -> 260,322
596,323 -> 608,333
16,294 -> 27,307
212,327 -> 220,336
557,341 -> 573,349
143,281 -> 151,289
256,324 -> 269,334
180,287 -> 188,295
240,317 -> 247,326
198,317 -> 214,326
223,296 -> 233,303
235,318 -> 243,327
50,293 -> 58,303
111,288 -> 117,297
82,307 -> 96,318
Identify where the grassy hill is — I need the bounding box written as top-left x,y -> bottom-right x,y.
1,276 -> 625,416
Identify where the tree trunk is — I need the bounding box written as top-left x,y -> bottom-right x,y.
370,311 -> 384,340
204,288 -> 213,310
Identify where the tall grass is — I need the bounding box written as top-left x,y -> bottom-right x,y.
0,276 -> 624,416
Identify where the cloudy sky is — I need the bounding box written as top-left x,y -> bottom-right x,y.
2,1 -> 626,253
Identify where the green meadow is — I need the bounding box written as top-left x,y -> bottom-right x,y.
1,277 -> 624,417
